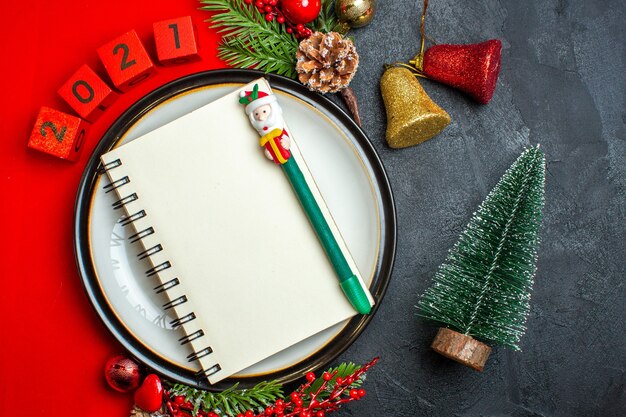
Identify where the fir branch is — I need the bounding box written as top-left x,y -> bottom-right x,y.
218,36 -> 297,78
169,380 -> 284,416
164,360 -> 376,417
311,0 -> 339,33
418,146 -> 546,350
200,0 -> 299,77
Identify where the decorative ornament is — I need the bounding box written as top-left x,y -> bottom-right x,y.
104,354 -> 142,393
282,0 -> 322,25
418,146 -> 546,371
167,359 -> 377,416
394,0 -> 502,104
380,66 -> 450,148
200,0 -> 365,125
113,358 -> 376,417
247,358 -> 377,417
243,0 -> 313,38
421,39 -> 502,104
134,374 -> 164,413
296,31 -> 359,94
334,0 -> 376,33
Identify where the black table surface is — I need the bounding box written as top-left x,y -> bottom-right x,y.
329,1 -> 626,416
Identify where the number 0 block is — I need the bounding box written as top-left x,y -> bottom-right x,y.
97,30 -> 156,92
58,64 -> 118,122
28,107 -> 89,161
154,16 -> 200,65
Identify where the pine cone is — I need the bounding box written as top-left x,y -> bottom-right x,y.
130,405 -> 168,417
130,406 -> 151,417
296,31 -> 359,94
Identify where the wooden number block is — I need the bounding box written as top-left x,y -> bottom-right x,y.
154,16 -> 200,65
28,107 -> 89,161
97,30 -> 156,91
58,64 -> 118,122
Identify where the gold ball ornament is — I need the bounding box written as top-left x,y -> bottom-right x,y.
380,66 -> 451,148
335,0 -> 376,31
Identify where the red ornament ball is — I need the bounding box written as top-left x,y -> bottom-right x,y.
281,0 -> 321,24
104,354 -> 142,393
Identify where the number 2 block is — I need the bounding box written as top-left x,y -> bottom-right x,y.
28,107 -> 89,161
58,64 -> 118,122
97,30 -> 156,92
154,16 -> 200,65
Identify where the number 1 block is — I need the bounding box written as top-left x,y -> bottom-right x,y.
154,16 -> 201,65
58,64 -> 118,122
28,107 -> 89,161
97,30 -> 156,92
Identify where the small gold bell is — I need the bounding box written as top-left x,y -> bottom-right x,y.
335,0 -> 376,33
380,66 -> 451,148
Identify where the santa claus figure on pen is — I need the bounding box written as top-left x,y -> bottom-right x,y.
240,84 -> 292,164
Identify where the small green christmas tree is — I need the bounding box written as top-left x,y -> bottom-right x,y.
418,146 -> 545,371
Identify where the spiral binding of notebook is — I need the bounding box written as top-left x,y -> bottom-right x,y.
100,158 -> 222,382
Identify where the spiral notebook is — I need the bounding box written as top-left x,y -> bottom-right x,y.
100,78 -> 373,384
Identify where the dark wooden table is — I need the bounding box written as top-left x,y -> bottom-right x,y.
334,1 -> 626,415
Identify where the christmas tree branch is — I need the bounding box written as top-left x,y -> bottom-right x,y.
168,380 -> 283,416
218,36 -> 298,78
311,0 -> 339,33
165,360 -> 373,417
200,0 -> 299,77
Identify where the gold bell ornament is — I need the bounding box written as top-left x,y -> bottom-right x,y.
380,66 -> 451,149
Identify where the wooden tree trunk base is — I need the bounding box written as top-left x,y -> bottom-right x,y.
431,327 -> 492,372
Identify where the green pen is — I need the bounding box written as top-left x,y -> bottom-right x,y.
239,83 -> 371,314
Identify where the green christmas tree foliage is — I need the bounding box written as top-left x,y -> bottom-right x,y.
418,146 -> 546,350
200,0 -> 299,77
199,0 -> 338,78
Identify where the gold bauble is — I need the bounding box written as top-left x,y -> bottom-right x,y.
335,0 -> 376,31
380,66 -> 451,149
